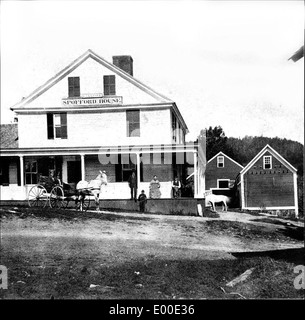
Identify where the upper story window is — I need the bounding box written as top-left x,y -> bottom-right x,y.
47,113 -> 67,139
263,156 -> 272,169
217,156 -> 224,168
172,111 -> 177,143
126,110 -> 140,137
104,75 -> 116,95
68,77 -> 80,97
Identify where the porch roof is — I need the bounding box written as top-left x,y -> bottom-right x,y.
0,143 -> 200,157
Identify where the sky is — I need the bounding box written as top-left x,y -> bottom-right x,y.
1,0 -> 304,143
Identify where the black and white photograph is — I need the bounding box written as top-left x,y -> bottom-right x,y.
0,0 -> 304,305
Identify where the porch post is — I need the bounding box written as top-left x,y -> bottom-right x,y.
240,174 -> 245,209
19,155 -> 24,186
80,154 -> 85,181
193,151 -> 198,198
136,153 -> 141,190
293,172 -> 299,218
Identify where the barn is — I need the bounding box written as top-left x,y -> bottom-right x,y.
236,144 -> 298,217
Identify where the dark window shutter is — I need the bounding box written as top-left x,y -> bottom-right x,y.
74,77 -> 80,97
68,78 -> 73,97
47,113 -> 54,139
103,75 -> 108,95
60,113 -> 67,139
115,155 -> 122,182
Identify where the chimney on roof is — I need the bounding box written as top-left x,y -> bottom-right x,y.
112,55 -> 133,76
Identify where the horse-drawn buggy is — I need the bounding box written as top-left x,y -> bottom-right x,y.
27,170 -> 107,211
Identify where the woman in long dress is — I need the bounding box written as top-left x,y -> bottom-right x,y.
149,175 -> 161,199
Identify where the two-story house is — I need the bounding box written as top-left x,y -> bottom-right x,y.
0,50 -> 206,201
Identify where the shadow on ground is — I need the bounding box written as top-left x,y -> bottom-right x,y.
231,247 -> 305,265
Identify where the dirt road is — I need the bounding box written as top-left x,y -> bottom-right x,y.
0,207 -> 304,299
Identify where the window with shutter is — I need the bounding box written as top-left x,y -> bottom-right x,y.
47,113 -> 68,139
126,110 -> 140,137
104,75 -> 116,96
68,77 -> 80,97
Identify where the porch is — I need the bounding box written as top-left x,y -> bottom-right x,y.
0,143 -> 206,201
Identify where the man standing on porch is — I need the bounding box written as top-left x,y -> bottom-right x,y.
128,169 -> 137,202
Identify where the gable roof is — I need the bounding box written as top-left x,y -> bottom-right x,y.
0,124 -> 19,149
207,151 -> 244,169
240,144 -> 297,175
11,49 -> 173,111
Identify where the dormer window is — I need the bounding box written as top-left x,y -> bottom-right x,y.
263,156 -> 272,169
104,75 -> 116,95
217,156 -> 224,168
68,77 -> 80,97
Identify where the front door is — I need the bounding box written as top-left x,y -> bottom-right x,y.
67,161 -> 81,184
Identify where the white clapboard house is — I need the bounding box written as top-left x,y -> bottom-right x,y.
0,50 -> 205,200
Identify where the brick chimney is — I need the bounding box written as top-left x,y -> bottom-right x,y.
112,55 -> 133,76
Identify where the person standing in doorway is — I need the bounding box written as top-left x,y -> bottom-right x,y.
128,169 -> 137,202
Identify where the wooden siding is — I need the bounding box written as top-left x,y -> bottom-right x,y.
206,155 -> 241,189
244,151 -> 294,207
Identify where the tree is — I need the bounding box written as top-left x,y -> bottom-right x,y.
199,126 -> 234,160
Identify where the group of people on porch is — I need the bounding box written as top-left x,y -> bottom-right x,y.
128,170 -> 181,200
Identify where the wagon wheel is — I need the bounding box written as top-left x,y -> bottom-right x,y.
28,185 -> 48,207
49,186 -> 65,209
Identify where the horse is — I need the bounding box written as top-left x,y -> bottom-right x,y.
76,171 -> 107,211
205,194 -> 230,212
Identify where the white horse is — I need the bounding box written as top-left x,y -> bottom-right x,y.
205,194 -> 230,212
76,171 -> 107,211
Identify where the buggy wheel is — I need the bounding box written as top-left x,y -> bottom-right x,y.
28,185 -> 48,207
49,186 -> 65,209
82,196 -> 91,212
76,195 -> 91,212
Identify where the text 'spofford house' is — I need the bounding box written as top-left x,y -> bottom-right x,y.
0,50 -> 206,200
